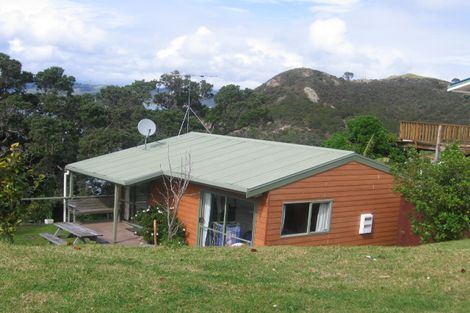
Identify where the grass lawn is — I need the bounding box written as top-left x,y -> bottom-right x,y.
14,224 -> 101,246
13,224 -> 61,246
0,239 -> 469,313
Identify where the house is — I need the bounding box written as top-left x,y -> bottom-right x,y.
447,77 -> 470,94
395,79 -> 470,158
65,132 -> 411,246
398,121 -> 470,156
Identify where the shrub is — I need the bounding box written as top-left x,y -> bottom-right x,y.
134,204 -> 186,247
23,201 -> 53,223
0,143 -> 43,242
323,115 -> 403,160
393,144 -> 470,242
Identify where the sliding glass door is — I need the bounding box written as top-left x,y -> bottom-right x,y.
198,191 -> 255,247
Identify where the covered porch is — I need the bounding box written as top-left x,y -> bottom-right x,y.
62,170 -> 149,244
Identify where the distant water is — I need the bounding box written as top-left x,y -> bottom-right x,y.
25,83 -> 218,107
24,82 -> 104,95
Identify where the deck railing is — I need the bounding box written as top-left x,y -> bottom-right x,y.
399,121 -> 470,145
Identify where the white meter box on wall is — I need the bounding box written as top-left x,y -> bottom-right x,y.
359,213 -> 373,234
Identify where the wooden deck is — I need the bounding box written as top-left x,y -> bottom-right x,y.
399,121 -> 470,154
83,222 -> 144,246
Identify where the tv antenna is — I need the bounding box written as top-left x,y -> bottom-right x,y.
137,118 -> 156,149
177,73 -> 216,136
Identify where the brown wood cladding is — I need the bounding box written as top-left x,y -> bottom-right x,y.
264,161 -> 401,246
149,180 -> 201,246
149,181 -> 269,247
148,161 -> 402,247
254,193 -> 269,246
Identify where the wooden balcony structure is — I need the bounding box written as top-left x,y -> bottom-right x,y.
399,121 -> 470,156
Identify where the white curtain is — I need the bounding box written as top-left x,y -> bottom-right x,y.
315,202 -> 331,232
201,192 -> 212,246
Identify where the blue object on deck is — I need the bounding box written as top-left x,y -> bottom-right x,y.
212,222 -> 241,246
225,223 -> 241,246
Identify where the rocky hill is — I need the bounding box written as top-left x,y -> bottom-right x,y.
244,68 -> 470,145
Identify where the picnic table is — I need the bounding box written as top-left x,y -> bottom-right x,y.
40,222 -> 104,245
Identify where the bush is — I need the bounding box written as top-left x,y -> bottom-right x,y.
134,204 -> 186,247
323,115 -> 403,160
0,143 -> 43,242
23,201 -> 54,223
393,144 -> 470,242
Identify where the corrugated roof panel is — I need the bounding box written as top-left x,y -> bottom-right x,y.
65,132 -> 388,196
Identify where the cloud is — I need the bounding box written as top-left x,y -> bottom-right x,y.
309,18 -> 354,55
156,36 -> 187,60
0,0 -> 127,62
242,0 -> 360,13
218,6 -> 249,13
0,0 -> 466,87
308,0 -> 360,14
8,38 -> 59,61
413,0 -> 470,10
309,17 -> 408,78
155,26 -> 304,88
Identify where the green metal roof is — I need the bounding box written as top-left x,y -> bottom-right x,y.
65,132 -> 389,197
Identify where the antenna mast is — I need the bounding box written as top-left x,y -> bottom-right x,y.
177,73 -> 215,136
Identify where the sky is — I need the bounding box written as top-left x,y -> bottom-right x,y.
0,0 -> 469,88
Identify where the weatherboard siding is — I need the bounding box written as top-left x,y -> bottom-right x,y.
148,161 -> 402,247
254,193 -> 269,246
264,161 -> 402,246
149,180 -> 201,246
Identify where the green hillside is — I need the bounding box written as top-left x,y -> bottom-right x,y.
238,68 -> 470,145
1,240 -> 469,312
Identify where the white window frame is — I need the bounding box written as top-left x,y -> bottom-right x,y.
280,200 -> 333,238
197,190 -> 257,246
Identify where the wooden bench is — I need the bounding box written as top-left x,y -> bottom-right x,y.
68,197 -> 113,222
40,233 -> 67,245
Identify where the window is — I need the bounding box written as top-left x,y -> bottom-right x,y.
199,191 -> 255,247
281,201 -> 332,236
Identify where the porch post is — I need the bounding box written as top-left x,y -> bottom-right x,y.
63,170 -> 69,222
433,124 -> 443,163
68,173 -> 74,222
124,186 -> 130,221
112,184 -> 121,243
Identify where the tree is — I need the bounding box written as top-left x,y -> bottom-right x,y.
343,72 -> 354,81
323,115 -> 400,159
0,53 -> 33,98
97,84 -> 148,129
34,66 -> 76,96
0,94 -> 35,152
393,145 -> 470,242
26,116 -> 79,173
158,149 -> 191,242
0,143 -> 43,242
207,85 -> 270,134
0,54 -> 34,151
78,95 -> 108,129
154,71 -> 213,114
321,131 -> 353,151
79,128 -> 139,159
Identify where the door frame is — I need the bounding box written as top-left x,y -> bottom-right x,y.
197,189 -> 257,247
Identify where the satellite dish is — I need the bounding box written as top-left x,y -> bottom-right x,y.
137,119 -> 156,149
138,119 -> 156,136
